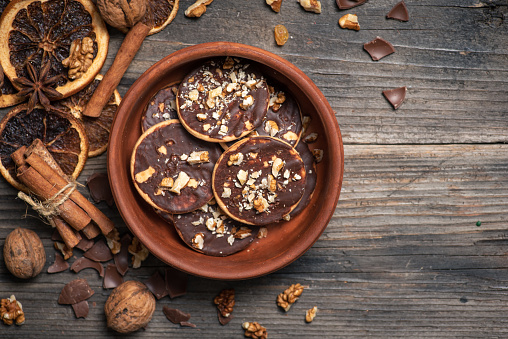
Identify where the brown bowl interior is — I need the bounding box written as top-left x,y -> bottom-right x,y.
108,42 -> 344,280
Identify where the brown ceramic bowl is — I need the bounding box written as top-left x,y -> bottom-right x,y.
108,42 -> 343,280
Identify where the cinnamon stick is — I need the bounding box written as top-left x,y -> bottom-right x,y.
81,223 -> 102,239
53,217 -> 81,249
25,139 -> 69,179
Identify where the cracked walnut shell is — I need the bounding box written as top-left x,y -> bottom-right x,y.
104,280 -> 156,334
0,295 -> 25,325
214,288 -> 235,317
276,283 -> 305,311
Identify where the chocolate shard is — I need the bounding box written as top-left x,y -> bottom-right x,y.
218,310 -> 234,325
51,229 -> 63,242
387,0 -> 409,21
165,267 -> 188,298
364,36 -> 395,61
145,270 -> 168,299
75,236 -> 95,252
58,278 -> 94,305
71,300 -> 89,319
382,86 -> 407,109
83,238 -> 113,262
71,257 -> 105,277
103,263 -> 124,289
114,233 -> 132,276
336,0 -> 367,10
180,321 -> 196,328
48,252 -> 70,273
163,306 -> 191,324
86,172 -> 114,207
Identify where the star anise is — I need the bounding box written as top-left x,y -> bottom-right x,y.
13,60 -> 63,113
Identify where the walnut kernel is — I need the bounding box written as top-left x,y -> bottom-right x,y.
62,37 -> 94,80
339,13 -> 360,31
243,321 -> 267,339
214,288 -> 235,317
298,0 -> 321,13
185,0 -> 214,18
276,283 -> 305,311
305,306 -> 318,322
128,237 -> 149,268
266,0 -> 283,12
0,295 -> 25,325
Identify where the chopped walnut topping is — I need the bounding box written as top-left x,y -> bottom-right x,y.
312,149 -> 324,163
160,177 -> 174,188
203,123 -> 211,131
214,288 -> 235,318
192,233 -> 205,250
303,132 -> 318,143
196,113 -> 207,121
237,169 -> 248,185
240,95 -> 254,110
243,321 -> 267,339
228,153 -> 244,166
277,283 -> 305,311
234,227 -> 252,239
272,157 -> 284,177
264,120 -> 279,137
219,125 -> 229,135
187,151 -> 210,164
158,145 -> 167,155
226,82 -> 238,93
223,56 -> 235,69
253,196 -> 269,213
305,306 -> 318,322
169,172 -> 190,194
298,0 -> 321,13
187,178 -> 199,188
302,115 -> 312,134
206,86 -> 223,108
0,295 -> 24,325
128,237 -> 149,268
282,131 -> 299,142
105,228 -> 121,255
268,175 -> 277,192
222,187 -> 232,198
135,166 -> 156,183
188,89 -> 199,101
62,37 -> 94,80
205,218 -> 217,231
258,227 -> 268,238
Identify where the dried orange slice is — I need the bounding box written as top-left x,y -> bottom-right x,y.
53,74 -> 121,157
0,0 -> 109,99
0,104 -> 89,191
118,0 -> 179,36
0,64 -> 24,108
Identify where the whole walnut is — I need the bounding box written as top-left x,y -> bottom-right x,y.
104,280 -> 155,333
3,228 -> 46,279
97,0 -> 147,31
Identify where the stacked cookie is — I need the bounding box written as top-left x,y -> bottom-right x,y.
131,57 -> 319,256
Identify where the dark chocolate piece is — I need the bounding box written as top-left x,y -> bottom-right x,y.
364,37 -> 395,61
177,57 -> 269,142
145,270 -> 168,299
58,278 -> 94,305
51,229 -> 63,242
165,267 -> 188,298
71,257 -> 105,277
218,310 -> 234,325
103,264 -> 124,289
213,136 -> 306,225
71,300 -> 89,319
47,252 -> 69,273
132,120 -> 223,214
163,306 -> 191,324
75,236 -> 94,252
141,84 -> 179,132
336,0 -> 367,10
169,202 -> 258,256
387,0 -> 409,21
114,233 -> 132,276
382,86 -> 407,109
86,173 -> 114,207
290,142 -> 317,218
83,239 -> 113,262
180,321 -> 196,328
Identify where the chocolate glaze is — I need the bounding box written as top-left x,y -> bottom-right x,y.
132,120 -> 223,214
213,136 -> 306,225
177,58 -> 269,142
336,0 -> 367,10
141,84 -> 179,132
387,0 -> 409,21
364,37 -> 395,61
290,142 -> 317,218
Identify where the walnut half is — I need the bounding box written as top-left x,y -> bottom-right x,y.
276,283 -> 305,311
62,37 -> 95,80
0,295 -> 25,325
185,0 -> 214,18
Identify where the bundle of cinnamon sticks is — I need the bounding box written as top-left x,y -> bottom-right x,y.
11,139 -> 115,251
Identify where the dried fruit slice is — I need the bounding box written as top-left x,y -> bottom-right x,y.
0,62 -> 25,108
117,0 -> 179,36
0,104 -> 89,191
0,0 -> 109,99
53,74 -> 121,157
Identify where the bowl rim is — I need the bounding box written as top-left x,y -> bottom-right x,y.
108,41 -> 344,280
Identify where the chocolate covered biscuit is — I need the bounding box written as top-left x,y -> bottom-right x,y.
177,57 -> 270,142
131,120 -> 222,214
213,136 -> 306,225
141,84 -> 179,132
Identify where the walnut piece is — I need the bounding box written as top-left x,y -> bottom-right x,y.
185,0 -> 213,18
228,153 -> 244,166
303,132 -> 318,143
240,95 -> 254,110
339,14 -> 360,31
0,295 -> 25,325
265,120 -> 279,137
298,0 -> 321,13
169,171 -> 190,194
312,149 -> 324,163
128,237 -> 149,269
243,321 -> 267,339
276,283 -> 305,311
105,228 -> 121,255
266,0 -> 283,12
62,37 -> 94,80
54,241 -> 73,260
135,166 -> 156,183
214,288 -> 235,318
192,232 -> 205,250
272,157 -> 284,177
305,306 -> 318,322
233,227 -> 252,239
257,227 -> 268,238
187,151 -> 209,165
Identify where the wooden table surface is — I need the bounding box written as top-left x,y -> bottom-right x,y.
1,0 -> 507,337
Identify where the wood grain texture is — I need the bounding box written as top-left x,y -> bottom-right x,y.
0,0 -> 507,337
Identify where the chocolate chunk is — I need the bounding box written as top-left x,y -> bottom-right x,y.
103,264 -> 124,289
86,172 -> 114,207
387,0 -> 409,22
364,37 -> 395,61
71,257 -> 105,277
382,86 -> 407,109
218,310 -> 234,325
163,306 -> 191,324
145,270 -> 168,299
165,267 -> 188,298
48,252 -> 70,273
336,0 -> 367,10
180,321 -> 197,328
290,141 -> 317,218
75,236 -> 95,252
51,229 -> 63,242
83,239 -> 113,262
114,233 -> 132,276
141,84 -> 179,132
58,278 -> 94,305
71,300 -> 89,319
